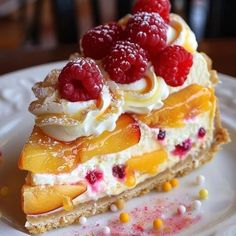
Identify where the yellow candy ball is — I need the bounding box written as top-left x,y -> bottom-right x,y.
153,218 -> 163,229
119,212 -> 130,223
170,178 -> 179,188
115,199 -> 125,210
199,188 -> 208,200
162,182 -> 172,192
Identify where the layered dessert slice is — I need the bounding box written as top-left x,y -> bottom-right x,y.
19,0 -> 229,234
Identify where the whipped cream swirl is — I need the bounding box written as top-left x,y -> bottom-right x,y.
115,67 -> 169,114
167,13 -> 198,53
30,72 -> 123,141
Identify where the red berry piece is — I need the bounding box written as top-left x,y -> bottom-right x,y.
153,45 -> 193,87
157,129 -> 166,140
81,23 -> 123,60
58,58 -> 103,102
198,127 -> 206,138
125,12 -> 167,56
103,40 -> 148,84
112,164 -> 126,179
85,169 -> 103,185
172,138 -> 192,157
132,0 -> 171,22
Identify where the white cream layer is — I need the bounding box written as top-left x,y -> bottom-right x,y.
31,111 -> 214,207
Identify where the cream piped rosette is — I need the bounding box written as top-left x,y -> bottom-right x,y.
167,13 -> 198,53
114,67 -> 169,114
29,70 -> 123,142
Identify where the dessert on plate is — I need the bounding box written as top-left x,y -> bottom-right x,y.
19,0 -> 229,234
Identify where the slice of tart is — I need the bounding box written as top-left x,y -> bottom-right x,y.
19,0 -> 229,234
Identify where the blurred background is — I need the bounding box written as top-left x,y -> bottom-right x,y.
0,0 -> 236,76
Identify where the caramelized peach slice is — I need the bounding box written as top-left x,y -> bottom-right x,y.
22,183 -> 87,215
78,114 -> 141,162
125,149 -> 167,187
138,84 -> 215,128
19,127 -> 80,174
19,114 -> 140,174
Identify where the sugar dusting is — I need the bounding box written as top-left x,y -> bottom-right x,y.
70,195 -> 201,236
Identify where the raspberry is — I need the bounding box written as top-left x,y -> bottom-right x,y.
58,58 -> 103,102
112,164 -> 126,179
153,45 -> 193,87
157,129 -> 166,140
103,40 -> 148,84
125,12 -> 167,56
85,169 -> 103,185
132,0 -> 171,22
81,23 -> 123,60
173,139 -> 192,157
198,127 -> 206,138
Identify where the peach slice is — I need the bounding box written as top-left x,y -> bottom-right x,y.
137,84 -> 215,128
22,182 -> 87,215
19,114 -> 140,174
125,149 -> 167,187
19,127 -> 80,174
79,114 -> 141,163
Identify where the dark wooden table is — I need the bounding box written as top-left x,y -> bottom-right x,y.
0,38 -> 236,77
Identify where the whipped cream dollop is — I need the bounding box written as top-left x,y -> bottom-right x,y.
115,67 -> 169,114
30,74 -> 123,141
167,13 -> 198,53
29,13 -> 202,141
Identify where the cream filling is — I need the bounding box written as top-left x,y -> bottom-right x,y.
30,111 -> 214,214
115,67 -> 169,114
167,13 -> 198,53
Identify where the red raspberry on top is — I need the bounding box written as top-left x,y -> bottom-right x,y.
132,0 -> 171,22
103,40 -> 148,84
125,12 -> 167,56
58,58 -> 103,102
153,45 -> 193,87
81,23 -> 123,60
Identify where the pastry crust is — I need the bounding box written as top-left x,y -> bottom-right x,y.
25,107 -> 230,234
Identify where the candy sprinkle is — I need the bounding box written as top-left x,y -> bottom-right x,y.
177,205 -> 186,215
153,218 -> 164,229
199,188 -> 208,200
195,175 -> 205,185
119,212 -> 130,223
170,178 -> 179,188
79,216 -> 87,225
115,199 -> 125,210
110,204 -> 118,212
102,226 -> 111,235
162,182 -> 172,192
192,200 -> 202,211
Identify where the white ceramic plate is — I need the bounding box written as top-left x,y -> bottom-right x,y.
0,63 -> 235,236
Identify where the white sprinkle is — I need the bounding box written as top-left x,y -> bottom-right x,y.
177,205 -> 186,215
192,200 -> 202,211
110,204 -> 118,212
79,216 -> 87,225
195,175 -> 205,185
193,159 -> 199,168
102,226 -> 111,234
